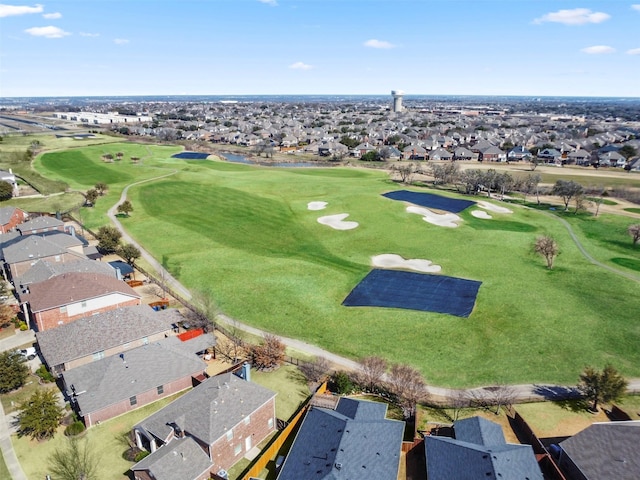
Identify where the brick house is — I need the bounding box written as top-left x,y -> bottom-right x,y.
22,272 -> 141,331
62,334 -> 213,427
36,305 -> 184,376
0,206 -> 27,234
132,372 -> 277,480
3,233 -> 86,280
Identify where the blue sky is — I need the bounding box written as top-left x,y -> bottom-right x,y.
1,0 -> 639,97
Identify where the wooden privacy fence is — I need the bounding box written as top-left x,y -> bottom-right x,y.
239,382 -> 328,480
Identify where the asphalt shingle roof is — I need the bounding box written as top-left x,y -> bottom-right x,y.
3,234 -> 82,265
131,436 -> 213,480
62,335 -> 209,416
36,305 -> 182,367
135,372 -> 276,446
560,421 -> 640,479
425,416 -> 543,480
16,215 -> 64,233
25,272 -> 140,312
0,206 -> 19,225
277,397 -> 404,480
17,258 -> 116,287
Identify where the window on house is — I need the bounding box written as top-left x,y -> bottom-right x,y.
59,306 -> 67,314
129,396 -> 137,406
226,429 -> 233,441
92,351 -> 104,361
244,415 -> 250,426
142,337 -> 149,345
268,417 -> 274,429
234,444 -> 242,456
81,301 -> 87,308
157,385 -> 164,395
54,255 -> 61,262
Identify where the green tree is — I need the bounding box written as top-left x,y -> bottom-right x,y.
0,350 -> 29,393
338,135 -> 359,149
95,225 -> 122,254
48,436 -> 99,480
118,243 -> 141,266
17,388 -> 64,440
0,181 -> 13,201
578,364 -> 628,412
552,180 -> 584,211
628,224 -> 640,245
117,200 -> 133,217
360,151 -> 381,162
534,235 -> 559,269
618,145 -> 637,159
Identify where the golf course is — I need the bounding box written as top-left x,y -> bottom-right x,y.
29,139 -> 640,387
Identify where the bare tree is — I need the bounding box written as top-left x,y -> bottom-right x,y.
358,356 -> 388,392
387,364 -> 427,420
248,334 -> 285,370
391,163 -> 417,184
449,389 -> 472,421
215,320 -> 245,364
552,180 -> 584,211
534,235 -> 559,269
487,384 -> 518,414
300,356 -> 331,383
628,224 -> 640,245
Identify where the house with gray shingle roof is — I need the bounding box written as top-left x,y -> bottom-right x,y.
428,147 -> 453,161
277,397 -> 404,480
15,215 -> 65,235
556,421 -> 640,480
2,233 -> 86,280
0,206 -> 27,234
132,372 -> 276,478
425,416 -> 543,480
17,257 -> 116,289
132,436 -> 213,480
36,305 -> 183,375
63,334 -> 211,427
23,272 -> 141,331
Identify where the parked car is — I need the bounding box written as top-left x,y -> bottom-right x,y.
19,347 -> 36,360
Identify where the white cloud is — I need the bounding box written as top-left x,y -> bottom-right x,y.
363,39 -> 395,49
42,12 -> 61,19
533,8 -> 610,25
627,48 -> 640,55
289,61 -> 313,70
79,32 -> 99,37
581,45 -> 616,54
114,38 -> 129,45
257,0 -> 277,5
632,5 -> 640,12
0,3 -> 43,17
24,25 -> 70,38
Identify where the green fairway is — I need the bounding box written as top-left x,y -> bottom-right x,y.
34,145 -> 640,387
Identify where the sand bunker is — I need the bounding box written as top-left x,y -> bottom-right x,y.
372,254 -> 442,273
317,213 -> 359,230
476,201 -> 512,214
406,206 -> 461,228
471,210 -> 492,219
308,201 -> 328,211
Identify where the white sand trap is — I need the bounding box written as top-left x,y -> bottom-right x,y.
317,213 -> 359,230
406,206 -> 461,228
471,210 -> 492,219
372,254 -> 442,273
476,200 -> 512,214
308,201 -> 328,211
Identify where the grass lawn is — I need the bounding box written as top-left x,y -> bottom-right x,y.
251,364 -> 310,420
5,192 -> 85,214
33,143 -> 640,387
624,207 -> 640,214
13,392 -> 185,480
0,452 -> 9,480
0,375 -> 45,414
515,400 -> 609,439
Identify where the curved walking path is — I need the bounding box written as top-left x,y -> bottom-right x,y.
106,177 -> 640,405
543,211 -> 640,283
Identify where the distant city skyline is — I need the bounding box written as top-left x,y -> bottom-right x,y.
1,0 -> 639,98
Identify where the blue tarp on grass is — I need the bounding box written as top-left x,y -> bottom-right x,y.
342,269 -> 481,318
382,190 -> 475,213
171,152 -> 211,159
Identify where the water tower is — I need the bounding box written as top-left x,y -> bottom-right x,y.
391,90 -> 404,113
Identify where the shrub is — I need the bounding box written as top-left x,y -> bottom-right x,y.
134,450 -> 150,462
330,371 -> 355,395
36,364 -> 55,383
64,421 -> 86,437
19,322 -> 28,331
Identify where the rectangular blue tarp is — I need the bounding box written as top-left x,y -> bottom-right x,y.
342,269 -> 481,318
382,190 -> 475,213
